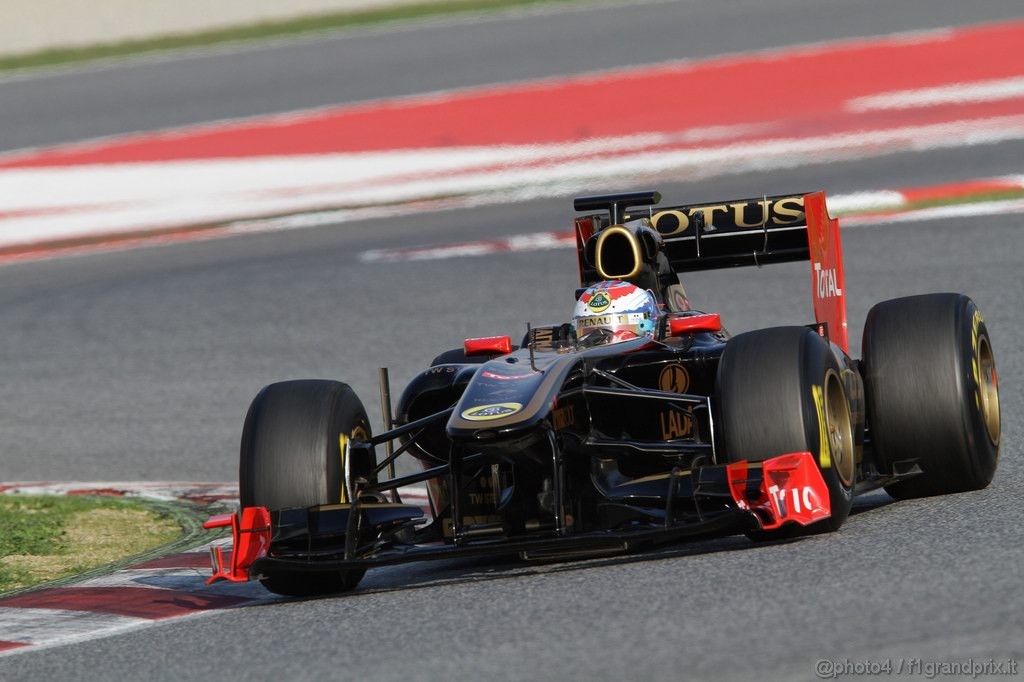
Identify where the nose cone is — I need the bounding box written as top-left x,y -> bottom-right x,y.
446,350 -> 579,442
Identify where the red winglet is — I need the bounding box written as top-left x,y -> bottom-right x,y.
464,335 -> 513,357
727,452 -> 831,530
804,191 -> 849,353
204,507 -> 271,585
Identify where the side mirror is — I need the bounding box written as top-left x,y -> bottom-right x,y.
464,336 -> 513,357
667,313 -> 722,336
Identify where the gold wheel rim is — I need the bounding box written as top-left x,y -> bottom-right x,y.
978,336 -> 1000,446
825,370 -> 855,488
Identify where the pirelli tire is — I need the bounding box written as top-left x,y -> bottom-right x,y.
716,326 -> 856,533
239,379 -> 372,596
862,293 -> 1000,499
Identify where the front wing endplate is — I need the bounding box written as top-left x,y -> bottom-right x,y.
726,452 -> 831,530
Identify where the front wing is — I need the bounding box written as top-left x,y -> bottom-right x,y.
205,451 -> 830,584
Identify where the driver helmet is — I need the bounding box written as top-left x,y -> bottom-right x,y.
573,281 -> 660,345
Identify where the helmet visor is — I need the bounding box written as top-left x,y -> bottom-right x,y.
575,312 -> 651,344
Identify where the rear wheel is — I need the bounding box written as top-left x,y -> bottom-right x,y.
240,379 -> 372,595
716,327 -> 856,533
862,294 -> 999,499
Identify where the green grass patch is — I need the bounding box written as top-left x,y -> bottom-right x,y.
904,188 -> 1024,211
831,188 -> 1024,218
0,495 -> 180,593
0,0 -> 586,73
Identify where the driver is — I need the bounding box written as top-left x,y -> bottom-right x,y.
573,280 -> 661,346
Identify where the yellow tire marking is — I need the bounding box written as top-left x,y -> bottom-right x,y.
812,384 -> 831,469
338,433 -> 349,504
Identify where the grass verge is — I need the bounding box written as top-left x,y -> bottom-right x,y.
0,495 -> 180,593
831,188 -> 1024,217
0,0 -> 585,73
903,188 -> 1024,211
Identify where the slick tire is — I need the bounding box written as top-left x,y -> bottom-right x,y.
239,379 -> 371,595
259,569 -> 365,598
862,294 -> 1000,499
716,326 -> 856,534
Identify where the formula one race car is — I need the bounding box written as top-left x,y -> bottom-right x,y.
206,190 -> 1001,596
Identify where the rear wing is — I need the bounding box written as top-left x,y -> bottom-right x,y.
573,191 -> 849,352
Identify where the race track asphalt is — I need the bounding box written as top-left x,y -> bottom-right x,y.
0,1 -> 1021,679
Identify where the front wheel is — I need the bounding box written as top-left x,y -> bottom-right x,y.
716,326 -> 856,533
239,379 -> 373,596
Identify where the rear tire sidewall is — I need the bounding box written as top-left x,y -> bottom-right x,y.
716,326 -> 855,532
862,294 -> 999,498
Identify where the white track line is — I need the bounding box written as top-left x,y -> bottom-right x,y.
0,608 -> 149,646
4,115 -> 1024,250
848,76 -> 1024,112
846,197 -> 1024,226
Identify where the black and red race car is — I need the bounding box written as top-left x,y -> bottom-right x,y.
205,190 -> 1001,596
